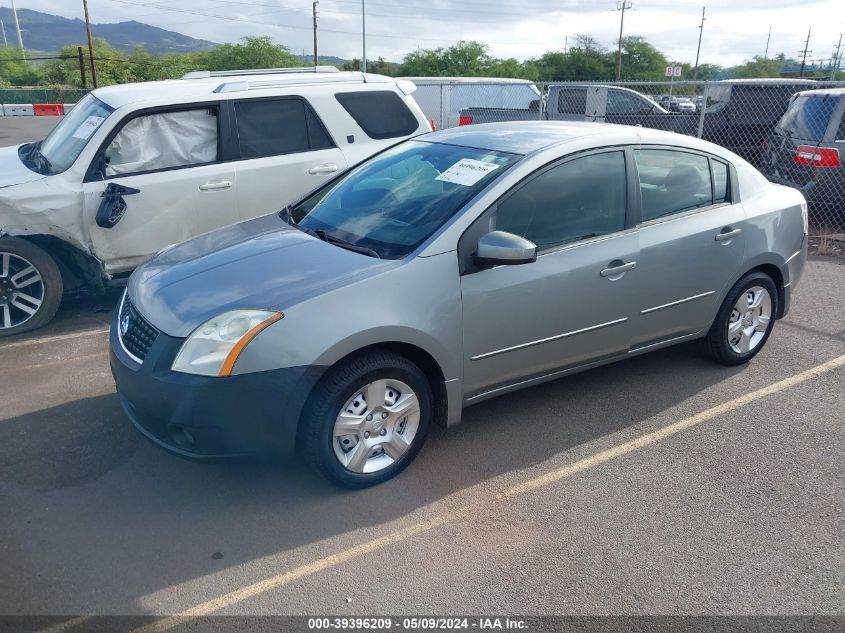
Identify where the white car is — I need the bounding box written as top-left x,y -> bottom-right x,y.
0,67 -> 430,336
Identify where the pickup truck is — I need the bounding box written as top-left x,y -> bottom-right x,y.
459,84 -> 673,130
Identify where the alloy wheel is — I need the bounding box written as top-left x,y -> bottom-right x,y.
0,252 -> 45,331
727,285 -> 772,354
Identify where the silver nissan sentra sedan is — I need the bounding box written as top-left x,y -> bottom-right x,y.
110,122 -> 808,488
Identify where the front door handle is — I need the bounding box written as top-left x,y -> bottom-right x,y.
715,227 -> 742,242
600,261 -> 637,277
199,180 -> 232,191
308,163 -> 339,175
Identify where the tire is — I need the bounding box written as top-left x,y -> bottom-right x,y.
301,349 -> 433,489
0,237 -> 63,338
702,271 -> 778,366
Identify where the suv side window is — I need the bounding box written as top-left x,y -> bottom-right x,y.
607,90 -> 650,115
494,151 -> 627,251
557,87 -> 587,114
837,103 -> 845,140
104,108 -> 218,177
634,149 -> 713,222
234,97 -> 334,159
335,91 -> 419,139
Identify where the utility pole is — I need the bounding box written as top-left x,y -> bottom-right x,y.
832,34 -> 842,80
77,46 -> 87,89
312,1 -> 318,66
82,0 -> 97,88
564,35 -> 568,55
10,0 -> 24,60
692,6 -> 706,80
361,0 -> 367,73
764,25 -> 771,59
799,28 -> 812,78
615,0 -> 632,81
1,16 -> 7,48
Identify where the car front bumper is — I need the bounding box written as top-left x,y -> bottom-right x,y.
109,313 -> 326,461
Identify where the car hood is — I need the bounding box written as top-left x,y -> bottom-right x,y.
0,145 -> 46,189
128,214 -> 397,338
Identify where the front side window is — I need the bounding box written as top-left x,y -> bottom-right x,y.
607,90 -> 651,115
494,151 -> 627,250
104,108 -> 218,177
335,91 -> 419,139
635,149 -> 713,222
291,140 -> 520,259
35,93 -> 114,174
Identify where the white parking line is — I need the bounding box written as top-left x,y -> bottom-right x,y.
130,353 -> 845,631
0,328 -> 110,351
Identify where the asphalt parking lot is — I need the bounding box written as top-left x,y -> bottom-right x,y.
1,118 -> 844,626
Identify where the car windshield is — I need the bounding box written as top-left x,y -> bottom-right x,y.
291,140 -> 521,259
776,94 -> 840,142
37,93 -> 115,173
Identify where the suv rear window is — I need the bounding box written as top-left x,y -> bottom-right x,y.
777,94 -> 840,142
335,91 -> 419,139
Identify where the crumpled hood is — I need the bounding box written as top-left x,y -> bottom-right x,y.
128,214 -> 396,338
0,145 -> 46,189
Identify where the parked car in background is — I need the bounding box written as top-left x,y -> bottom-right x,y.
459,84 -> 671,129
402,77 -> 542,130
659,95 -> 696,113
761,88 -> 845,210
110,121 -> 807,488
0,67 -> 431,336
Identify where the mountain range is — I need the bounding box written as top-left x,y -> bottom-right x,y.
0,7 -> 216,54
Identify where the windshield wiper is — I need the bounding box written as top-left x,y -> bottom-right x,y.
314,229 -> 381,259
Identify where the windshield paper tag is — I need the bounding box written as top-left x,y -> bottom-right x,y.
436,159 -> 501,186
72,116 -> 106,140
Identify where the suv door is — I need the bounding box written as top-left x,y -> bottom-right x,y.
231,96 -> 347,221
82,104 -> 236,273
459,149 -> 639,397
630,148 -> 747,349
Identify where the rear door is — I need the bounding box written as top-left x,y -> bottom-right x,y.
231,96 -> 348,222
630,148 -> 747,349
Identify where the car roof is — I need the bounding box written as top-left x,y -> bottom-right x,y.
399,77 -> 536,85
419,121 -> 719,156
793,87 -> 845,97
717,78 -> 818,85
92,70 -> 397,109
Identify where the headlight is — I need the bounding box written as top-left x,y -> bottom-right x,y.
171,310 -> 283,377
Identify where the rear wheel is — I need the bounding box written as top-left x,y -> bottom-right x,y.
0,238 -> 63,338
702,272 -> 778,366
301,350 -> 432,488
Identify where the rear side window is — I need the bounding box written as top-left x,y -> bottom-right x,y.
335,91 -> 419,139
777,94 -> 839,142
234,98 -> 334,159
495,151 -> 627,250
635,149 -> 713,221
557,88 -> 587,114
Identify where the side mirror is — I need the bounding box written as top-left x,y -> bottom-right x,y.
474,231 -> 537,266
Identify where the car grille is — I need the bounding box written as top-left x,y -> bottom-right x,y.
118,294 -> 159,362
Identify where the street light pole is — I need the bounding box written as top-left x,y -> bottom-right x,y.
312,1 -> 318,66
362,0 -> 367,72
615,1 -> 632,81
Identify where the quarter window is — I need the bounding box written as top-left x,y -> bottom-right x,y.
234,98 -> 333,159
335,91 -> 419,139
494,151 -> 627,250
634,149 -> 713,221
712,159 -> 729,203
105,108 -> 218,177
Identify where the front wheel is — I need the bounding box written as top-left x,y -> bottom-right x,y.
0,238 -> 63,338
301,350 -> 432,488
702,271 -> 778,366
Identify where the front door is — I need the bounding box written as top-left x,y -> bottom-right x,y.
82,106 -> 237,273
460,150 -> 639,397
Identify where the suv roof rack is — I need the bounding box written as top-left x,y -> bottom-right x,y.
182,66 -> 340,80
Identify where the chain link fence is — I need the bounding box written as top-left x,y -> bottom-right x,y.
0,87 -> 89,105
411,79 -> 845,233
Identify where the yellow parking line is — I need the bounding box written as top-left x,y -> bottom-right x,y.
132,353 -> 845,632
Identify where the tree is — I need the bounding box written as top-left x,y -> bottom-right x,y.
203,36 -> 301,71
0,45 -> 41,85
732,54 -> 786,78
398,41 -> 493,76
619,36 -> 667,80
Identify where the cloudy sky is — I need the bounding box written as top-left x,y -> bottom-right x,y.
6,0 -> 845,67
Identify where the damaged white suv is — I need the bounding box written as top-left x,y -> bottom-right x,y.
0,67 -> 430,336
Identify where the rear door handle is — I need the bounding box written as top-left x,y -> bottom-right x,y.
600,261 -> 637,277
198,180 -> 232,191
715,227 -> 742,242
308,163 -> 339,175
